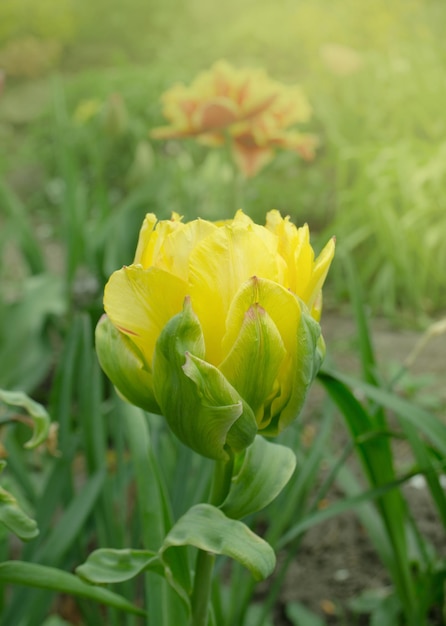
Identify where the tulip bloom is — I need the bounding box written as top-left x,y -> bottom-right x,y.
150,62 -> 316,176
150,61 -> 279,141
97,211 -> 334,460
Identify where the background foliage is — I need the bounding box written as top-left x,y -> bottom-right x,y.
0,0 -> 446,624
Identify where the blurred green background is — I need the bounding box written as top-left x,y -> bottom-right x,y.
1,4 -> 446,624
1,0 -> 445,321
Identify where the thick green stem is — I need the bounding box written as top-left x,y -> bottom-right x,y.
190,457 -> 234,626
190,550 -> 216,626
209,456 -> 234,506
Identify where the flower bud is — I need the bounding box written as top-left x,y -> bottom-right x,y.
97,211 -> 334,459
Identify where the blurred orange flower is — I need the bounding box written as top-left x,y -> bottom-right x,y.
151,61 -> 278,140
228,86 -> 317,176
151,60 -> 316,176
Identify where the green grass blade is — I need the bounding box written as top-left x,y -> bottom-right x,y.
124,403 -> 182,626
0,562 -> 144,616
35,469 -> 106,565
278,467 -> 420,550
318,370 -> 423,624
342,253 -> 378,387
0,181 -> 46,275
321,369 -> 446,456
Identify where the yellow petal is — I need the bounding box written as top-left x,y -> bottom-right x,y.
300,237 -> 336,310
134,213 -> 183,269
104,265 -> 188,366
134,213 -> 157,265
265,211 -> 334,311
155,218 -> 218,281
189,224 -> 285,365
266,212 -> 312,294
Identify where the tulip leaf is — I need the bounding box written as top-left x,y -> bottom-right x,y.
162,503 -> 276,581
0,388 -> 50,449
0,462 -> 39,541
0,561 -> 145,615
76,545 -> 191,609
221,436 -> 296,519
76,504 -> 276,612
153,299 -> 256,460
76,548 -> 160,584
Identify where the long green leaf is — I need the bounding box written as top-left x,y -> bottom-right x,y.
320,369 -> 446,456
0,562 -> 144,616
36,469 -> 106,564
0,182 -> 46,274
277,468 -> 419,549
124,403 -> 177,626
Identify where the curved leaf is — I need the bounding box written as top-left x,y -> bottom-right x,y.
0,389 -> 50,449
0,483 -> 38,541
162,503 -> 275,581
221,436 -> 296,519
0,561 -> 145,616
76,548 -> 160,584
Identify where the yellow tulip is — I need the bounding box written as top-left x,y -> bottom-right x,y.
97,211 -> 334,460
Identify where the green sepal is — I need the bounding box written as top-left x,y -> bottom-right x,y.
221,436 -> 296,519
183,354 -> 257,456
266,305 -> 323,435
219,304 -> 286,425
95,315 -> 160,413
153,299 -> 256,460
0,389 -> 50,449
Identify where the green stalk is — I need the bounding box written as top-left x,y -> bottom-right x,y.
190,457 -> 234,626
124,405 -> 171,626
190,550 -> 216,626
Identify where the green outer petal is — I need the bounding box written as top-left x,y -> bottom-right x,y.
183,354 -> 257,456
95,315 -> 160,413
152,299 -> 256,460
265,305 -> 323,435
219,304 -> 286,424
221,436 -> 296,519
